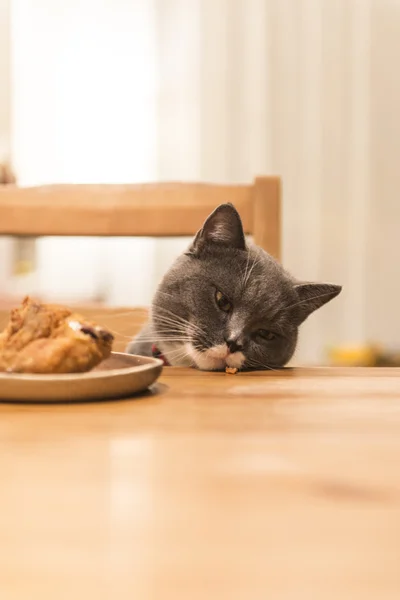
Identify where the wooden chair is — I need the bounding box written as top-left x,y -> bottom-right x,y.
0,176 -> 281,351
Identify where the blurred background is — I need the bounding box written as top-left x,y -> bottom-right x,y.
0,0 -> 399,364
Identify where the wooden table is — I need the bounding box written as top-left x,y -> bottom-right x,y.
1,367 -> 400,599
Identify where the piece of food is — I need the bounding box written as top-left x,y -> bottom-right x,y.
328,344 -> 400,367
0,296 -> 113,374
225,367 -> 238,374
328,344 -> 378,367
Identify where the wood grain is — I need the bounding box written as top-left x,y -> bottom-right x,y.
0,182 -> 254,237
0,178 -> 281,258
1,367 -> 400,599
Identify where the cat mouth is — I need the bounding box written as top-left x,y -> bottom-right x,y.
185,342 -> 245,371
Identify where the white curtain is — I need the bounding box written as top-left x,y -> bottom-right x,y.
0,0 -> 11,293
7,0 -> 400,363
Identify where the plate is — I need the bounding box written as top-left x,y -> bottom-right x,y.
0,352 -> 163,402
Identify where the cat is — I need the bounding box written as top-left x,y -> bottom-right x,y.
127,203 -> 342,370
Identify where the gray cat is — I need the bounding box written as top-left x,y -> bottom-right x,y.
127,204 -> 341,370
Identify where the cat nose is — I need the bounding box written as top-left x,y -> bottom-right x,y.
225,337 -> 243,354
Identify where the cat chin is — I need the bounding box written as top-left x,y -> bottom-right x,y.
184,342 -> 245,371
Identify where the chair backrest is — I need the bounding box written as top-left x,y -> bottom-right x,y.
0,176 -> 281,351
0,176 -> 281,259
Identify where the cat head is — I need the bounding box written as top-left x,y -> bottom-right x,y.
151,203 -> 341,370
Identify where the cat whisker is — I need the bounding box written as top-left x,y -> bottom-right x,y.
133,325 -> 193,339
89,326 -> 136,341
153,328 -> 185,339
154,312 -> 206,336
158,324 -> 207,343
164,346 -> 190,358
153,316 -> 194,332
152,305 -> 207,336
133,338 -> 193,343
245,358 -> 279,372
154,323 -> 209,349
152,321 -> 200,341
162,345 -> 195,365
153,313 -> 193,330
97,322 -> 192,343
88,309 -> 140,320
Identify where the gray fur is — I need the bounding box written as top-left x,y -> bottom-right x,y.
127,204 -> 342,370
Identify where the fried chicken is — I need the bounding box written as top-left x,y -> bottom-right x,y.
0,296 -> 113,374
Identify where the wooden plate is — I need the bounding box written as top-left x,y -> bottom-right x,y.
0,352 -> 163,402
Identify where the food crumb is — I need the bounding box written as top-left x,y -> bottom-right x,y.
225,367 -> 238,374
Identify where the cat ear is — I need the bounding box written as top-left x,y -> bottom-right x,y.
292,283 -> 342,324
188,203 -> 246,255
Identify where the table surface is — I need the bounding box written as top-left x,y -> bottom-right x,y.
1,367 -> 400,600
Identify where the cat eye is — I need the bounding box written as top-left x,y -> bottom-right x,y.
257,329 -> 276,341
215,290 -> 232,313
